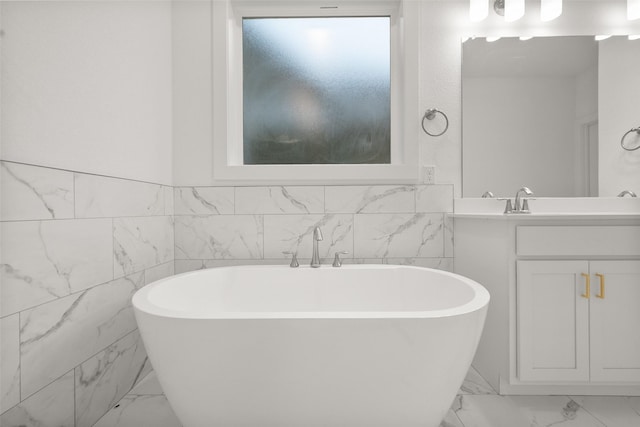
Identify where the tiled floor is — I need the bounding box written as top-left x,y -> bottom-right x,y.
95,367 -> 640,427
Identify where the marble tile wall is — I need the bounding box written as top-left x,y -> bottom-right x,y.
174,184 -> 454,273
0,161 -> 173,426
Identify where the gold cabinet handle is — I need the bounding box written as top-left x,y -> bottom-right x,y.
581,273 -> 590,298
595,273 -> 605,299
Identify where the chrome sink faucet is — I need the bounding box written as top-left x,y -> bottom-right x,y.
618,190 -> 637,197
311,226 -> 323,268
514,186 -> 534,213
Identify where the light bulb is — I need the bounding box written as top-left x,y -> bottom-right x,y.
629,0 -> 640,20
505,0 -> 525,22
541,0 -> 562,22
470,0 -> 488,22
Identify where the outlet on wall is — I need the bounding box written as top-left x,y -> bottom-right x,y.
422,166 -> 435,184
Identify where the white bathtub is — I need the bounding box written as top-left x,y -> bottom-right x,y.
133,265 -> 489,427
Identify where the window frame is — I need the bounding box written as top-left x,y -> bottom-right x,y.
212,0 -> 420,185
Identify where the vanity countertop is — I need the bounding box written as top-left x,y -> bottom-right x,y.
452,197 -> 640,221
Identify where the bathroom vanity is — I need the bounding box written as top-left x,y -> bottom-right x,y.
452,198 -> 640,395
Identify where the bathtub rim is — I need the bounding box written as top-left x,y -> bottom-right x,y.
132,264 -> 490,320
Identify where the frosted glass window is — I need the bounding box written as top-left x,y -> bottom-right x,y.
242,17 -> 391,165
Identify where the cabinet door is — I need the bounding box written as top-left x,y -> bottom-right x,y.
517,261 -> 590,382
590,260 -> 640,382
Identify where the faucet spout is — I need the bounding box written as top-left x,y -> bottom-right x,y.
514,186 -> 534,213
618,190 -> 637,198
311,227 -> 323,268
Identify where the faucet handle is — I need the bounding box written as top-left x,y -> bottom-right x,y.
497,198 -> 513,214
521,198 -> 536,213
282,251 -> 299,268
332,251 -> 349,268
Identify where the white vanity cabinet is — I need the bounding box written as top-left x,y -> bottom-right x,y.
453,213 -> 640,395
517,259 -> 640,384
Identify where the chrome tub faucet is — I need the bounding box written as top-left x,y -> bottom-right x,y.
311,226 -> 323,268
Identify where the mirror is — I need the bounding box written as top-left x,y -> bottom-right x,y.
462,36 -> 599,198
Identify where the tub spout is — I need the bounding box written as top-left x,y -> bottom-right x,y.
311,227 -> 323,268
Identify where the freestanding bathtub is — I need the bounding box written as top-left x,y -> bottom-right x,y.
133,265 -> 489,427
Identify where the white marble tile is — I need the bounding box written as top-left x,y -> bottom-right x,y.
235,186 -> 324,214
75,174 -> 164,218
325,185 -> 415,213
75,331 -> 149,427
416,184 -> 454,213
174,215 -> 263,260
444,214 -> 454,258
455,395 -> 606,427
174,259 -> 207,274
129,372 -> 163,395
93,395 -> 182,427
114,216 -> 174,278
163,186 -> 174,216
1,161 -> 74,221
354,213 -> 444,258
144,261 -> 175,285
263,214 -> 353,260
459,366 -> 496,395
0,371 -> 74,427
20,273 -> 143,398
1,219 -> 113,316
1,314 -> 20,413
570,396 -> 640,427
440,408 -> 465,427
174,187 -> 234,215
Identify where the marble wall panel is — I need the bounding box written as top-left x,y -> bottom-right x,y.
174,215 -> 263,259
354,213 -> 444,258
75,174 -> 164,218
144,261 -> 175,285
235,186 -> 324,214
0,371 -> 74,427
263,214 -> 354,260
1,314 -> 20,412
20,273 -> 143,398
1,161 -> 74,221
416,185 -> 454,213
174,187 -> 234,215
325,185 -> 415,213
75,331 -> 149,427
113,216 -> 174,278
163,185 -> 174,215
1,218 -> 113,316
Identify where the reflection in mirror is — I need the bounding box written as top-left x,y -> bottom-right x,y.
462,36 -> 598,198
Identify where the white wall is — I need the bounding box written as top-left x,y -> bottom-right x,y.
463,77 -> 577,198
598,37 -> 640,197
1,1 -> 175,425
1,0 -> 173,185
172,0 -> 640,194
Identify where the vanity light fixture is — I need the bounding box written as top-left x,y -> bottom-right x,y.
595,35 -> 612,41
629,0 -> 640,20
470,0 -> 489,22
540,0 -> 562,21
473,0 -> 562,22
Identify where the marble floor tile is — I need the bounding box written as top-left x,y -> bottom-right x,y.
93,395 -> 182,427
102,368 -> 640,427
571,396 -> 640,427
129,372 -> 163,395
455,395 -> 606,427
458,366 -> 496,395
